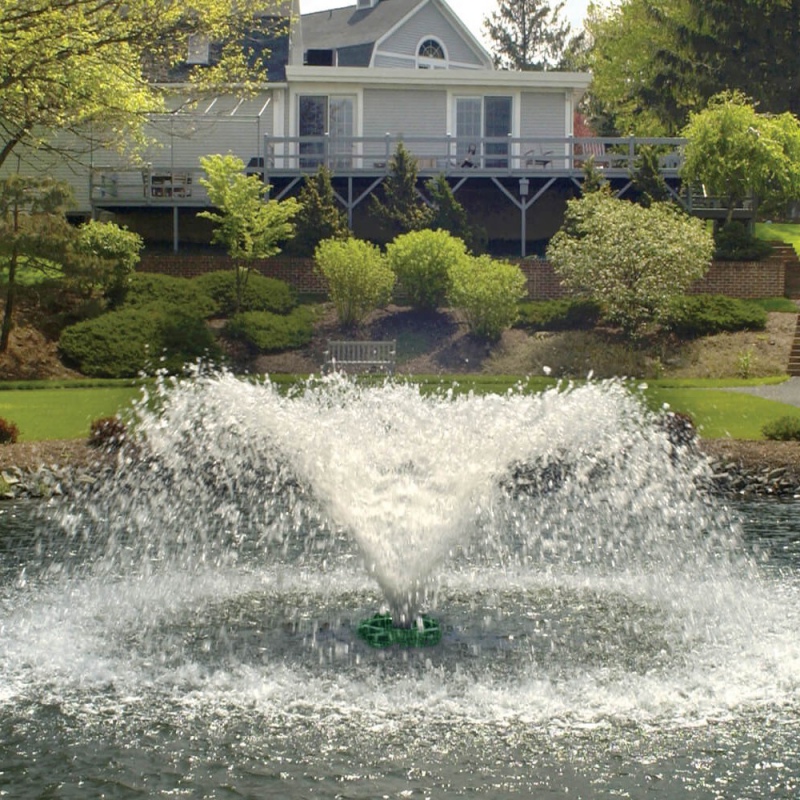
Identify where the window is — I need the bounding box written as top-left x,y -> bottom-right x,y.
454,96 -> 512,167
298,95 -> 355,169
417,37 -> 447,69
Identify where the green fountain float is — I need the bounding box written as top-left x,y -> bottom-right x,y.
357,613 -> 442,648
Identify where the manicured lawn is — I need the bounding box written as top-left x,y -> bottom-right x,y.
1,376 -> 798,442
756,222 -> 800,256
0,385 -> 143,441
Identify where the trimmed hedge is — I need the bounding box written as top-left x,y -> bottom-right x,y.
124,273 -> 217,318
59,304 -> 221,377
224,306 -> 315,353
666,294 -> 767,338
194,270 -> 295,316
515,298 -> 603,331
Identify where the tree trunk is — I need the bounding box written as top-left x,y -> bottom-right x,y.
0,250 -> 18,353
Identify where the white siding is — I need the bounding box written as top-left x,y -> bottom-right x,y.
377,3 -> 484,68
374,54 -> 415,69
520,92 -> 565,138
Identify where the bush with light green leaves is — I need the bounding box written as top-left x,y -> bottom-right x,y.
448,255 -> 526,341
385,229 -> 469,311
314,238 -> 395,327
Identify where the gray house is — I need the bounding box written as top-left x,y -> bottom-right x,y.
13,0 -> 701,253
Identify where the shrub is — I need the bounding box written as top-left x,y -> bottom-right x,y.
124,273 -> 217,318
194,270 -> 295,317
315,238 -> 395,327
0,417 -> 20,444
89,416 -> 127,449
666,294 -> 767,338
714,222 -> 773,261
224,306 -> 315,353
448,255 -> 527,340
59,305 -> 221,377
515,298 -> 603,331
385,229 -> 469,310
762,415 -> 800,441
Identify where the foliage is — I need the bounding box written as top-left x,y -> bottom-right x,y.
448,255 -> 526,340
631,146 -> 671,207
0,417 -> 19,444
224,307 -> 315,353
585,0 -> 800,136
0,0 -> 283,170
67,220 -> 143,306
291,167 -> 350,257
681,92 -> 800,226
59,305 -> 221,377
0,176 -> 74,352
370,143 -> 433,237
515,298 -> 602,331
314,238 -> 395,327
123,273 -> 217,318
665,295 -> 768,338
546,192 -> 714,337
192,270 -> 295,317
762,415 -> 800,441
88,416 -> 127,449
580,157 -> 608,195
426,175 -> 484,252
198,153 -> 300,314
714,222 -> 773,262
385,229 -> 469,311
483,0 -> 571,70
755,222 -> 800,258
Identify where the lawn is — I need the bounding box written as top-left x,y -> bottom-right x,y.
756,221 -> 800,256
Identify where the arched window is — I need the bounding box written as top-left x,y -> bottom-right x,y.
417,38 -> 447,69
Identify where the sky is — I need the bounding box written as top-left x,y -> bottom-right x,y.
299,0 -> 596,47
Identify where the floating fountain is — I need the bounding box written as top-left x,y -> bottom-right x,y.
1,373 -> 799,797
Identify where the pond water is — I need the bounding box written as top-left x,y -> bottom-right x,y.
1,375 -> 799,798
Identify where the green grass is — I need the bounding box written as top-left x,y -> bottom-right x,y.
756,222 -> 800,256
0,385 -> 143,441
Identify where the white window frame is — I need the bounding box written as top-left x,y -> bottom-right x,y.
416,36 -> 449,69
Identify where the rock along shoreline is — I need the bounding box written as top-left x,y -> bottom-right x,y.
3,438 -> 800,502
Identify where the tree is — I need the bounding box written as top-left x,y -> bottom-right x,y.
681,92 -> 800,226
0,176 -> 74,352
631,146 -> 671,207
586,0 -> 800,136
546,192 -> 714,338
198,154 -> 301,315
0,0 -> 284,170
315,238 -> 395,328
291,167 -> 350,257
483,0 -> 571,71
68,220 -> 144,307
370,143 -> 433,237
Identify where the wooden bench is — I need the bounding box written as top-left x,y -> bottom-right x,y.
323,340 -> 397,375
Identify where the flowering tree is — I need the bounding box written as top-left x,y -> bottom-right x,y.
547,193 -> 714,338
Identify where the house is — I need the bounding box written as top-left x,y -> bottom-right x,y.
6,0 -> 709,255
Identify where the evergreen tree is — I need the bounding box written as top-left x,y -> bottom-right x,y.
631,146 -> 671,207
292,167 -> 349,257
370,143 -> 433,237
426,175 -> 484,253
483,0 -> 571,71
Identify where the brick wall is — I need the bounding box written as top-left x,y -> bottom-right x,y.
140,252 -> 789,301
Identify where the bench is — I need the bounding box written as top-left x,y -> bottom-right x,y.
323,340 -> 397,375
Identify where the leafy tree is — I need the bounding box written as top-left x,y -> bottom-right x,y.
67,220 -> 143,306
385,229 -> 469,311
198,153 -> 300,315
315,238 -> 395,328
631,146 -> 671,207
586,0 -> 800,135
546,192 -> 714,338
370,143 -> 433,237
0,0 -> 283,169
681,91 -> 800,226
483,0 -> 571,71
448,255 -> 526,340
0,176 -> 74,352
426,175 -> 484,253
291,167 -> 350,257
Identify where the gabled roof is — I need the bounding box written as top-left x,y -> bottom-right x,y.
302,0 -> 425,59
